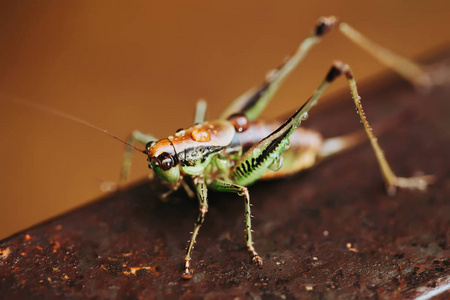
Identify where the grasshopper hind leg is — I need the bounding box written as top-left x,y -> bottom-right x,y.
219,17 -> 337,121
231,61 -> 433,194
334,62 -> 435,194
301,61 -> 435,194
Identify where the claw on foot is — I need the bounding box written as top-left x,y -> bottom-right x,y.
182,268 -> 192,279
247,245 -> 263,265
252,255 -> 263,266
387,175 -> 435,196
99,180 -> 119,193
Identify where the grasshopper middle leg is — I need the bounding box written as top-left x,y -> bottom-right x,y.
209,179 -> 263,265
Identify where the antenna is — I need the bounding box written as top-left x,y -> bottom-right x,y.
2,94 -> 148,155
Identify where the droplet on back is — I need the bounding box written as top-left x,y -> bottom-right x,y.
191,128 -> 211,142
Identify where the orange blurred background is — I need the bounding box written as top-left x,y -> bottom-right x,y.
1,1 -> 449,240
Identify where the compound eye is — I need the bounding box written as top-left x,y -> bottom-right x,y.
160,157 -> 173,171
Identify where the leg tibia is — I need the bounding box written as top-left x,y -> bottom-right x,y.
209,179 -> 263,265
183,177 -> 209,279
338,22 -> 432,89
328,62 -> 434,194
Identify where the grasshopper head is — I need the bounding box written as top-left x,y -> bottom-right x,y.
146,139 -> 180,182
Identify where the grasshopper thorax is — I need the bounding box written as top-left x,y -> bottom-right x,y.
146,139 -> 180,182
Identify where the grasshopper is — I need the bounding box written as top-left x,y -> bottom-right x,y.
7,16 -> 438,279
117,16 -> 437,279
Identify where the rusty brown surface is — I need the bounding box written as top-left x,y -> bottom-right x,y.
1,54 -> 449,299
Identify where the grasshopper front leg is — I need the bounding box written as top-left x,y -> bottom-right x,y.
120,130 -> 157,184
99,130 -> 156,192
182,176 -> 209,279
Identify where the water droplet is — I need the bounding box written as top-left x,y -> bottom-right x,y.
283,140 -> 291,151
191,128 -> 211,142
269,155 -> 283,171
265,69 -> 278,81
301,112 -> 309,121
175,129 -> 185,137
